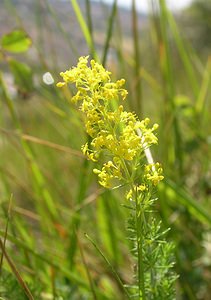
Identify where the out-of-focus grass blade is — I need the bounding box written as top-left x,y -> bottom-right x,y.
78,235 -> 97,300
85,233 -> 131,299
97,191 -> 120,265
71,0 -> 98,60
35,0 -> 45,58
114,11 -> 127,76
0,195 -> 13,274
158,0 -> 175,99
85,0 -> 93,37
67,156 -> 91,268
158,0 -> 184,178
132,0 -> 142,115
0,127 -> 83,157
159,180 -> 211,226
3,0 -> 23,27
0,73 -> 58,221
101,0 -> 117,66
0,230 -> 88,289
0,238 -> 34,300
140,67 -> 162,93
45,0 -> 78,58
166,8 -> 199,99
195,57 -> 211,115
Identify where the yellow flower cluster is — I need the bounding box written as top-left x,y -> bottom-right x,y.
144,163 -> 164,186
57,56 -> 163,189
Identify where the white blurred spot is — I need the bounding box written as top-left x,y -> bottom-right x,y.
43,72 -> 54,85
3,73 -> 17,98
207,136 -> 211,145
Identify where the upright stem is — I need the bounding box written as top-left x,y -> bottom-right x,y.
135,192 -> 146,300
120,158 -> 146,298
120,158 -> 146,299
132,0 -> 142,115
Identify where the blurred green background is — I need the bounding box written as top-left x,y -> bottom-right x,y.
0,0 -> 211,299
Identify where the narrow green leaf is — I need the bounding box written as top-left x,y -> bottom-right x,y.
159,180 -> 211,226
85,233 -> 131,299
158,0 -> 184,178
97,191 -> 120,264
1,30 -> 32,53
195,57 -> 211,115
166,10 -> 200,98
71,0 -> 98,60
0,230 -> 88,289
101,0 -> 117,66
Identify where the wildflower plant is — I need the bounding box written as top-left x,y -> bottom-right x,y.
57,56 -> 177,299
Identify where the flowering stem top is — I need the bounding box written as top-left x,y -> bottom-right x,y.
57,56 -> 163,190
57,56 -> 177,300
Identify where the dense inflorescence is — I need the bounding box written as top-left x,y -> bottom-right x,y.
57,56 -> 163,189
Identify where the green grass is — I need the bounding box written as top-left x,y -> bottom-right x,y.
0,0 -> 211,299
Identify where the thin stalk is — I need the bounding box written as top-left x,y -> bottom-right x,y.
113,10 -> 125,75
35,0 -> 45,59
85,0 -> 93,37
0,128 -> 83,157
98,191 -> 120,265
85,233 -> 131,299
120,158 -> 146,299
0,195 -> 13,275
132,0 -> 142,116
85,0 -> 95,60
195,57 -> 211,116
101,0 -> 117,66
135,190 -> 146,300
78,234 -> 97,300
0,238 -> 34,300
120,134 -> 152,299
67,155 -> 90,269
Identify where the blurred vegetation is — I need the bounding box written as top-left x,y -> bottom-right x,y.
0,0 -> 211,299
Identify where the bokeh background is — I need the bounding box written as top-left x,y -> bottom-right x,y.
0,0 -> 211,299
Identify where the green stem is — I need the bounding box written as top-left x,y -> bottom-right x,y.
135,191 -> 146,300
120,159 -> 146,299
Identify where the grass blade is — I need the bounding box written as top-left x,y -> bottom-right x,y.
101,0 -> 117,66
195,57 -> 211,116
159,180 -> 211,226
0,195 -> 13,274
71,0 -> 98,60
0,230 -> 88,289
158,0 -> 184,179
0,238 -> 34,300
0,73 -> 58,221
132,0 -> 142,115
166,9 -> 200,98
85,233 -> 131,299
